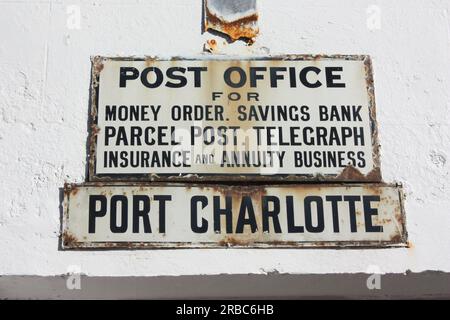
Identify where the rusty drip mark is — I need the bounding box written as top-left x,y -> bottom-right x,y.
145,56 -> 158,67
389,233 -> 404,244
91,56 -> 104,89
63,183 -> 72,197
89,124 -> 100,155
64,183 -> 80,197
205,39 -> 220,53
95,62 -> 104,73
91,124 -> 100,135
204,6 -> 258,43
362,56 -> 381,172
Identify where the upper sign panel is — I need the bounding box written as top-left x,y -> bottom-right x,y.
88,55 -> 380,182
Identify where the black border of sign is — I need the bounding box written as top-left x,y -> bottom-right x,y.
87,55 -> 381,183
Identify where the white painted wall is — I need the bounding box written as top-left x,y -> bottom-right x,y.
1,0 -> 449,279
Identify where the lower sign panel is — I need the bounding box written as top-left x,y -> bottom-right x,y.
62,183 -> 407,249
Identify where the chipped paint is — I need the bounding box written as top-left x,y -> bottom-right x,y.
204,0 -> 259,43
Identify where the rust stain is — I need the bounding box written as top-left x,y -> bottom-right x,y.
64,183 -> 79,197
336,165 -> 381,181
95,62 -> 104,73
209,184 -> 267,241
389,233 -> 404,243
363,56 -> 381,174
204,6 -> 258,43
218,236 -> 261,246
91,124 -> 100,135
204,38 -> 228,53
71,186 -> 79,196
62,230 -> 78,247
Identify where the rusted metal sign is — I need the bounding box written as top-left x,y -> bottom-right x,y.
204,0 -> 259,42
62,183 -> 406,249
89,55 -> 380,183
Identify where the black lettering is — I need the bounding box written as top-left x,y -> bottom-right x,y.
141,67 -> 164,88
300,66 -> 322,88
213,196 -> 233,233
88,195 -> 107,233
270,67 -> 286,87
236,196 -> 257,233
304,196 -> 324,233
187,67 -> 207,87
119,67 -> 139,87
154,195 -> 171,233
191,196 -> 208,233
326,195 -> 342,233
110,195 -> 128,233
344,196 -> 360,232
249,67 -> 266,87
262,196 -> 282,233
287,196 -> 304,233
326,67 -> 345,87
105,105 -> 116,121
363,196 -> 383,232
132,195 -> 151,233
166,67 -> 187,88
224,67 -> 246,88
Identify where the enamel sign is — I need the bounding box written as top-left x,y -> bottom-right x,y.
62,183 -> 406,249
88,55 -> 380,182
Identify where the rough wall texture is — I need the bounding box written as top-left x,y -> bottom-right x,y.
0,0 -> 449,278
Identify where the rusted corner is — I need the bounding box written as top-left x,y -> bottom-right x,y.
389,234 -> 404,244
90,56 -> 104,92
64,183 -> 79,196
61,230 -> 79,248
204,38 -> 222,53
204,0 -> 259,43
